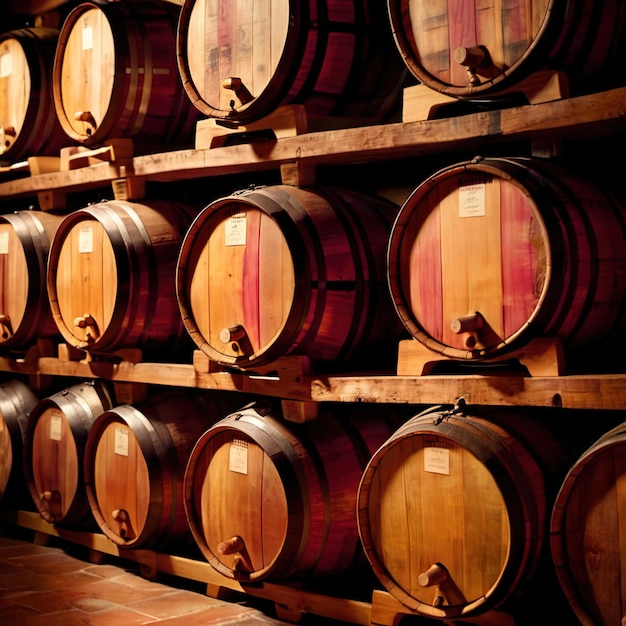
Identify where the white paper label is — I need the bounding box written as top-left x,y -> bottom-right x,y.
49,411 -> 63,442
424,446 -> 450,475
229,439 -> 248,474
458,184 -> 486,218
0,53 -> 12,78
82,25 -> 94,51
0,232 -> 9,254
225,211 -> 247,246
78,227 -> 93,253
114,426 -> 129,456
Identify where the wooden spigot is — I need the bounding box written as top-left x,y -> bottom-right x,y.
112,508 -> 135,539
217,535 -> 245,555
73,111 -> 97,135
451,312 -> 484,349
216,535 -> 253,573
0,125 -> 16,147
0,314 -> 12,339
418,562 -> 467,607
219,325 -> 251,354
454,46 -> 487,86
74,314 -> 100,343
222,77 -> 255,106
40,489 -> 63,521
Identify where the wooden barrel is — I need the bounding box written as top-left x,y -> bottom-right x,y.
176,0 -> 409,124
387,0 -> 626,99
0,210 -> 64,350
52,0 -> 199,148
176,185 -> 404,369
387,156 -> 626,366
83,389 -> 247,549
47,200 -> 194,358
550,421 -> 626,626
357,404 -> 575,620
0,379 -> 38,511
22,380 -> 114,528
0,27 -> 67,162
184,401 -> 407,581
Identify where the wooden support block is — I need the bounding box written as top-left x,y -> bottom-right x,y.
192,350 -> 225,374
61,138 -> 134,170
402,84 -> 459,122
57,342 -> 87,362
27,156 -> 61,175
370,590 -> 413,626
195,104 -> 309,149
113,382 -> 149,405
280,161 -> 316,187
281,399 -> 318,423
37,189 -> 67,211
111,177 -> 146,201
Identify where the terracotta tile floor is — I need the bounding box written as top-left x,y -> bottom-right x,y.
0,527 -> 356,626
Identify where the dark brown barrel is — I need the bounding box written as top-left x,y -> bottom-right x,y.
0,379 -> 38,511
176,0 -> 409,124
387,0 -> 626,99
357,404 -> 575,620
184,401 -> 407,582
176,185 -> 404,370
387,157 -> 626,367
83,390 -> 246,549
47,200 -> 194,358
22,380 -> 114,528
550,421 -> 626,626
0,27 -> 67,162
0,210 -> 64,349
52,1 -> 199,148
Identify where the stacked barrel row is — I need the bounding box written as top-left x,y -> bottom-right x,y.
2,0 -> 626,162
1,155 -> 625,374
1,376 -> 626,624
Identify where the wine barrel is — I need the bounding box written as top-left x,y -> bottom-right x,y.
0,210 -> 64,349
551,421 -> 626,626
176,0 -> 409,124
0,27 -> 67,162
0,379 -> 38,511
47,200 -> 194,358
357,404 -> 575,620
387,156 -> 626,365
176,185 -> 404,369
184,401 -> 407,581
387,0 -> 626,99
22,380 -> 113,528
83,390 -> 246,549
52,0 -> 199,148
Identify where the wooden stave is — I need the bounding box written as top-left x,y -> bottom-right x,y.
386,156 -> 626,364
22,380 -> 114,528
0,379 -> 39,511
176,0 -> 409,124
0,210 -> 64,349
356,404 -> 575,620
0,27 -> 67,162
387,0 -> 626,99
83,389 -> 245,549
46,199 -> 194,357
550,421 -> 626,626
183,401 -> 407,582
176,184 -> 404,370
52,0 -> 199,147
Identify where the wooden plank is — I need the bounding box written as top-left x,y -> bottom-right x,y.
0,87 -> 624,201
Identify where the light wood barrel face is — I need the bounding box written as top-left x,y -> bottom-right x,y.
182,0 -> 290,117
52,217 -> 117,349
551,427 -> 626,626
389,168 -> 548,358
55,6 -> 115,142
30,406 -> 79,523
92,420 -> 150,544
191,429 -> 289,579
183,202 -> 295,364
0,36 -> 31,155
389,0 -> 551,94
361,432 -> 509,613
0,223 -> 28,342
